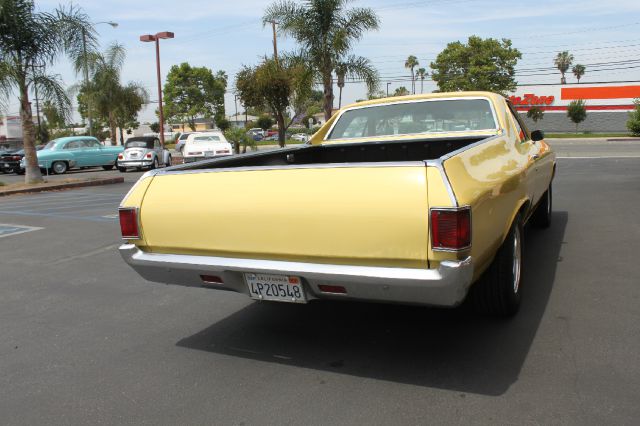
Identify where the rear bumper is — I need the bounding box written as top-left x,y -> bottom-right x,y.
183,154 -> 232,163
119,244 -> 474,307
118,159 -> 153,167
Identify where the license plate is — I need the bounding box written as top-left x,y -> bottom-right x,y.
204,151 -> 214,157
245,273 -> 306,303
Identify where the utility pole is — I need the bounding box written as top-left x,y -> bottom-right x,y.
82,28 -> 92,136
386,82 -> 391,97
31,64 -> 42,141
266,20 -> 278,64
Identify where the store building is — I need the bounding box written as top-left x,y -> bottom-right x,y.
511,82 -> 640,133
0,115 -> 24,150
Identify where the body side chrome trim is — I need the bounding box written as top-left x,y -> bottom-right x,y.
424,159 -> 458,207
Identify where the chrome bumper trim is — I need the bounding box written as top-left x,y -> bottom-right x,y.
120,244 -> 474,307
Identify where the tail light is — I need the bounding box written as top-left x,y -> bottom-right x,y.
119,208 -> 140,239
145,153 -> 152,159
117,153 -> 124,160
12,155 -> 22,161
430,206 -> 471,251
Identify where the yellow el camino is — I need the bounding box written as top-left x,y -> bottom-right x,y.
118,91 -> 555,317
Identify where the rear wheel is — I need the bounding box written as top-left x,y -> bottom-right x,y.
471,214 -> 523,317
102,165 -> 114,171
149,157 -> 158,170
51,161 -> 68,175
15,168 -> 25,175
165,155 -> 172,167
531,185 -> 552,228
118,167 -> 127,173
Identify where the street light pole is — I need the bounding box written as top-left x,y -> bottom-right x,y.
140,31 -> 174,148
386,82 -> 391,97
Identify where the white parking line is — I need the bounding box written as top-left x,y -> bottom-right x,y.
32,201 -> 120,212
1,195 -> 123,208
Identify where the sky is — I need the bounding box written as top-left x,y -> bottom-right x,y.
8,0 -> 640,123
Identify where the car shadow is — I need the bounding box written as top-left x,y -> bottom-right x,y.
176,212 -> 568,396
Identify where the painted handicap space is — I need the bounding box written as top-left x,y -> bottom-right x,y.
0,224 -> 43,238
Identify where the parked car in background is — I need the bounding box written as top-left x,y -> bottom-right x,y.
175,132 -> 194,154
263,134 -> 279,141
290,133 -> 310,142
1,145 -> 45,174
0,149 -> 24,174
182,131 -> 233,163
22,136 -> 123,174
117,136 -> 171,172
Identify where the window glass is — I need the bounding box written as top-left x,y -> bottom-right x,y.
193,135 -> 221,142
64,140 -> 82,149
84,139 -> 101,148
328,98 -> 497,140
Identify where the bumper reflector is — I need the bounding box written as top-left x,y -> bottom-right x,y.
318,285 -> 347,294
200,275 -> 224,285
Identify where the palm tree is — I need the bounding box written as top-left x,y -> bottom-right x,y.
264,0 -> 380,121
572,64 -> 586,83
77,43 -> 147,144
405,55 -> 419,94
0,0 -> 96,184
416,67 -> 427,94
394,86 -> 410,96
554,51 -> 574,84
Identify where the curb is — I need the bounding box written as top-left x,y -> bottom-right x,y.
0,177 -> 125,197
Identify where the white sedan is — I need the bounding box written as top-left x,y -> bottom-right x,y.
182,131 -> 233,163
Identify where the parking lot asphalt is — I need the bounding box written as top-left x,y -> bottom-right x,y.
1,148 -> 639,424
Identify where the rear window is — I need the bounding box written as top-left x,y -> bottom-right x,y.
126,141 -> 151,148
193,135 -> 221,142
328,98 -> 497,140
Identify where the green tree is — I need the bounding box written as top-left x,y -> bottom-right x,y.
567,100 -> 587,132
394,86 -> 410,96
114,83 -> 149,143
430,36 -> 521,95
149,122 -> 160,133
0,0 -> 95,183
264,0 -> 380,121
163,62 -> 227,131
257,115 -> 274,131
216,117 -> 231,132
76,44 -> 148,144
554,51 -> 574,84
405,55 -> 419,94
235,56 -> 312,147
224,126 -> 256,154
527,106 -> 544,124
627,99 -> 640,136
416,67 -> 427,94
572,64 -> 586,83
42,100 -> 66,129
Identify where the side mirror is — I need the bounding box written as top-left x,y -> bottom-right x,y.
531,130 -> 544,142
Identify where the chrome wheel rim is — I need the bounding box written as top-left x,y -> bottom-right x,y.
513,227 -> 522,293
53,162 -> 65,173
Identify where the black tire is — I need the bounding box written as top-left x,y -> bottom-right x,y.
51,161 -> 68,175
471,214 -> 523,317
15,168 -> 25,175
149,158 -> 157,170
531,185 -> 552,229
118,167 -> 127,173
102,165 -> 114,171
165,155 -> 172,167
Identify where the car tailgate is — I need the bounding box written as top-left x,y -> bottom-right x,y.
138,165 -> 430,268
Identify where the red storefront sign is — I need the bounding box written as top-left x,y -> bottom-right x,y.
509,94 -> 555,106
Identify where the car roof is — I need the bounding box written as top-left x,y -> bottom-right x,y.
51,136 -> 100,146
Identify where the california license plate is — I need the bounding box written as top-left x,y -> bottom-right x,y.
245,273 -> 306,303
204,151 -> 214,157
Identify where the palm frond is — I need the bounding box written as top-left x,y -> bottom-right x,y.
31,73 -> 72,123
341,54 -> 379,93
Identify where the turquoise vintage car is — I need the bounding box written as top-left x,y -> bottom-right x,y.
26,136 -> 124,174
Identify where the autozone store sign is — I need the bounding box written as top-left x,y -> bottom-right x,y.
510,94 -> 555,106
510,84 -> 640,112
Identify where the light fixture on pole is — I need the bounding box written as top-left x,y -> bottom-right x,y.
82,21 -> 118,137
140,31 -> 174,147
